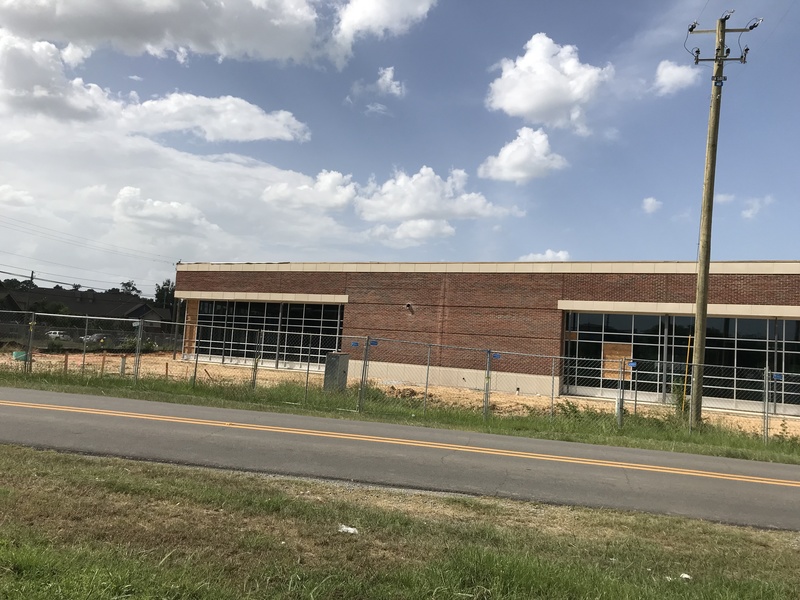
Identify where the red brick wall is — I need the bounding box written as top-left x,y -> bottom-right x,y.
176,269 -> 800,373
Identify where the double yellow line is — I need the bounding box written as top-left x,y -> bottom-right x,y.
2,399 -> 799,488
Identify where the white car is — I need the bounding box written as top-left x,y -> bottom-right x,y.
45,330 -> 71,341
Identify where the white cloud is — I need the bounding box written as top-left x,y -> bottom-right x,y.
0,183 -> 35,207
60,43 -> 92,67
0,30 -> 309,142
0,0 -> 319,63
367,220 -> 455,248
255,165 -> 517,249
352,66 -> 406,98
0,7 -> 523,279
121,94 -> 310,142
715,193 -> 735,204
355,166 -> 520,222
331,0 -> 437,67
642,197 -> 662,214
742,196 -> 774,219
376,66 -> 405,97
0,30 -> 109,120
128,75 -> 143,82
486,33 -> 614,133
262,170 -> 356,209
518,249 -> 570,262
365,102 -> 390,117
653,60 -> 700,96
112,186 -> 220,235
478,127 -> 568,184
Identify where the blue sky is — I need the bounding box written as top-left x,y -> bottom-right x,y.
0,0 -> 796,296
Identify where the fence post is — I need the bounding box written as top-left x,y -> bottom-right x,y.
483,350 -> 492,420
763,368 -> 770,444
550,357 -> 556,418
616,360 -> 624,428
192,348 -> 200,387
250,329 -> 261,390
304,353 -> 312,404
133,318 -> 144,384
81,316 -> 89,374
25,312 -> 36,374
358,336 -> 370,412
423,344 -> 431,415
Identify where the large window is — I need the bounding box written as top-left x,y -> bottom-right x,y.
194,301 -> 344,367
564,313 -> 800,404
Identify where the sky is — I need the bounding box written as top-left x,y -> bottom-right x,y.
0,0 -> 797,298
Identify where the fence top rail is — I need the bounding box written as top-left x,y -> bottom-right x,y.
0,310 -> 187,328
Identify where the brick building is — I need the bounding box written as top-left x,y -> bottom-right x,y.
175,261 -> 800,403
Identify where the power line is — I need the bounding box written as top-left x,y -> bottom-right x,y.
0,249 -> 162,286
0,262 -> 143,288
0,215 -> 175,264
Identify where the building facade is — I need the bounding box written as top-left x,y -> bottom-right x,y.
175,261 -> 800,405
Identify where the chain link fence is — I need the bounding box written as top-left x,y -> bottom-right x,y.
2,309 -> 798,443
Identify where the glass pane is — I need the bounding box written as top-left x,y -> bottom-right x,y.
305,304 -> 323,320
737,318 -> 767,340
706,317 -> 733,339
738,339 -> 767,352
768,319 -> 783,341
673,316 -> 693,337
705,348 -> 734,367
737,349 -> 766,369
784,352 -> 800,374
605,314 -> 632,334
576,341 -> 602,359
604,332 -> 632,343
633,344 -> 659,361
786,320 -> 800,343
578,313 -> 603,333
633,315 -> 660,335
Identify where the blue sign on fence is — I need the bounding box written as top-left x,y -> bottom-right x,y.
351,342 -> 359,347
628,361 -> 637,368
492,353 -> 501,359
369,340 -> 378,346
773,373 -> 784,381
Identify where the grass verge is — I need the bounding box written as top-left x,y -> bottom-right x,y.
1,444 -> 799,599
1,366 -> 799,465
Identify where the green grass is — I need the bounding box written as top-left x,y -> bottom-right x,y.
1,445 -> 798,599
1,364 -> 799,464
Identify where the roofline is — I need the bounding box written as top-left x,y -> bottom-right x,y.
175,261 -> 800,275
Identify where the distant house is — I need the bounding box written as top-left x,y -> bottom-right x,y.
1,287 -> 172,327
0,283 -> 22,311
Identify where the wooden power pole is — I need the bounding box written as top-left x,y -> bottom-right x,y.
688,12 -> 761,428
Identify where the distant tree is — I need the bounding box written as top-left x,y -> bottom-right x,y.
154,278 -> 176,310
30,300 -> 69,314
71,283 -> 81,291
18,279 -> 36,291
119,280 -> 142,296
2,278 -> 23,290
53,285 -> 64,290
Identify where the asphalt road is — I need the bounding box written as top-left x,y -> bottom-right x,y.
1,386 -> 799,530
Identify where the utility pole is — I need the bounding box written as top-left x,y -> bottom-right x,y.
688,12 -> 762,428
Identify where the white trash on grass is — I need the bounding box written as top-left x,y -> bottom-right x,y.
338,524 -> 358,534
